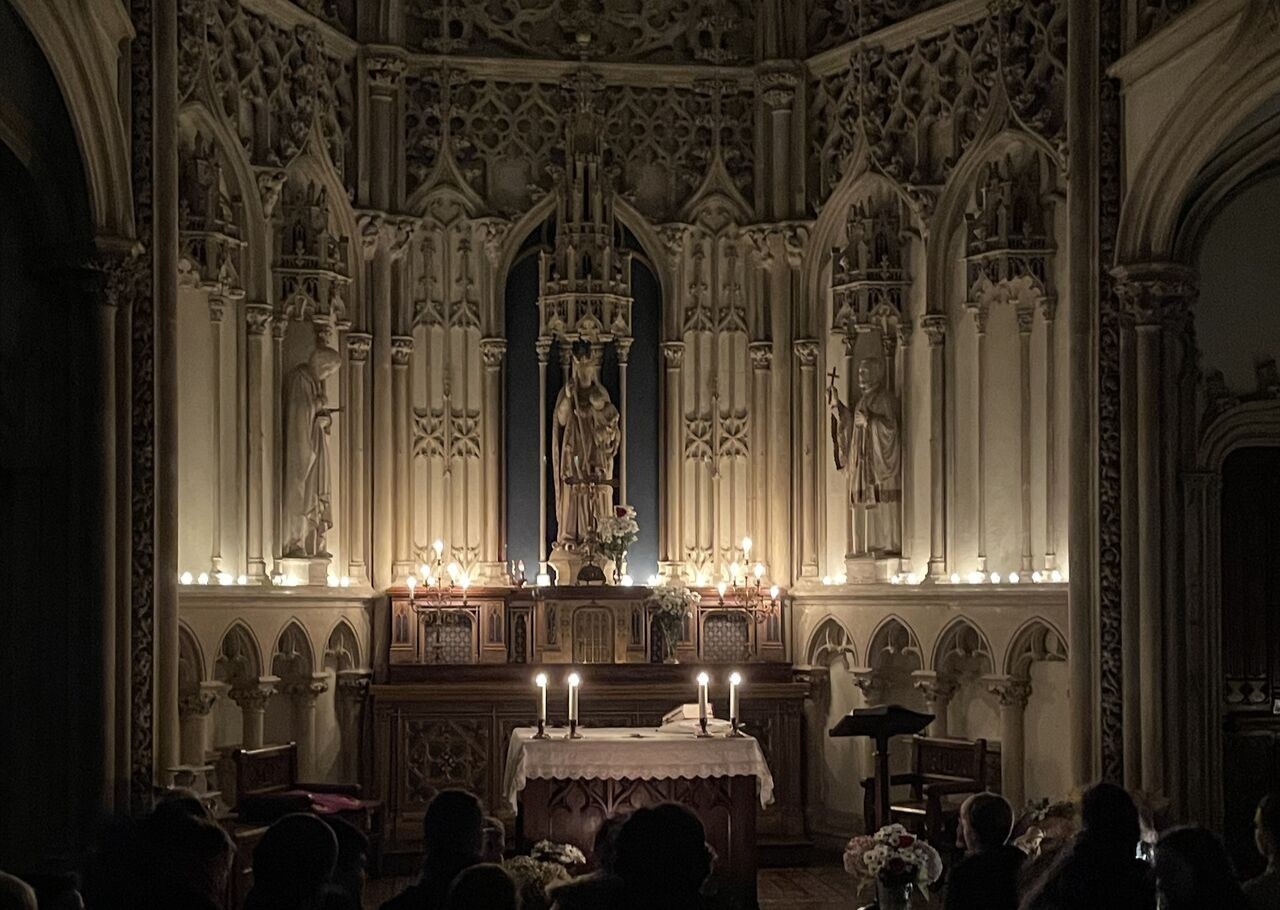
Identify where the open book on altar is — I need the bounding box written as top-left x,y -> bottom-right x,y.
660,704 -> 731,735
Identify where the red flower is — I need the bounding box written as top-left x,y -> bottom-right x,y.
897,835 -> 914,848
615,506 -> 627,517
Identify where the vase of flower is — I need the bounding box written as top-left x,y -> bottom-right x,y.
597,505 -> 639,586
649,584 -> 700,665
843,824 -> 941,910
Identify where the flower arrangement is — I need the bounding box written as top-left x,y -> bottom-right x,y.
503,855 -> 571,910
843,824 -> 943,900
596,504 -> 639,564
530,840 -> 587,866
649,584 -> 700,662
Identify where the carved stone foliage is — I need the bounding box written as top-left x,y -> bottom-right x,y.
182,0 -> 356,191
805,0 -> 950,54
274,179 -> 351,327
405,68 -> 754,221
404,0 -> 755,64
404,717 -> 489,804
813,0 -> 1066,212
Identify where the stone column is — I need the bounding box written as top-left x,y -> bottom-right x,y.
287,674 -> 330,781
921,315 -> 949,577
661,342 -> 686,572
346,333 -> 372,585
245,304 -> 273,578
391,335 -> 415,579
913,672 -> 959,737
758,67 -> 802,219
853,670 -> 887,815
896,320 -> 913,573
799,667 -> 832,830
177,682 -> 220,767
335,670 -> 372,783
209,300 -> 225,573
271,317 -> 287,566
970,304 -> 989,574
369,231 -> 394,589
229,677 -> 279,750
536,339 -> 552,573
1041,299 -> 1058,570
362,51 -> 406,210
1017,305 -> 1035,573
794,340 -> 820,578
990,677 -> 1032,808
617,339 -> 631,506
480,339 -> 507,576
750,341 -> 773,575
1113,262 -> 1197,799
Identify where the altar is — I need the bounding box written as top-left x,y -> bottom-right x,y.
504,726 -> 774,908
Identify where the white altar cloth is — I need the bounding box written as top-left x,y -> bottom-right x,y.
502,726 -> 776,811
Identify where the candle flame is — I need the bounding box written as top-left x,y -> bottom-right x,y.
729,672 -> 742,686
535,673 -> 548,687
568,673 -> 581,686
697,672 -> 710,686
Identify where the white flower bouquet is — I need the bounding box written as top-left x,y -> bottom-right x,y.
843,824 -> 943,899
596,504 -> 639,563
648,584 -> 700,661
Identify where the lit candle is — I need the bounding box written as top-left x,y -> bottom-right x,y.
535,673 -> 548,724
433,539 -> 445,558
697,672 -> 709,725
567,672 -> 581,723
753,563 -> 765,581
729,671 -> 741,727
769,584 -> 780,601
729,562 -> 740,583
741,536 -> 752,558
407,575 -> 417,597
717,581 -> 728,603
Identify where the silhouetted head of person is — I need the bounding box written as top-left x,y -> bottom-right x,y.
1079,782 -> 1141,853
614,803 -> 712,898
959,791 -> 1014,853
445,863 -> 519,910
482,815 -> 507,863
423,789 -> 485,861
0,873 -> 37,910
249,813 -> 339,908
323,815 -> 370,903
139,799 -> 236,902
1154,826 -> 1247,910
1255,793 -> 1280,862
594,812 -> 630,875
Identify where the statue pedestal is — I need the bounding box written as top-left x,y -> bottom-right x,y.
845,554 -> 900,584
548,545 -> 615,586
278,556 -> 330,586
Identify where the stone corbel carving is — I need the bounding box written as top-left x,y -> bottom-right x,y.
256,168 -> 289,220
357,211 -> 386,262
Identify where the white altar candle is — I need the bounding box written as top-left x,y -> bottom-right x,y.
535,673 -> 548,723
729,672 -> 741,723
697,672 -> 709,724
568,672 -> 581,723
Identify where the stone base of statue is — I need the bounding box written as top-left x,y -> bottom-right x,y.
549,544 -> 616,586
845,554 -> 900,584
278,556 -> 330,586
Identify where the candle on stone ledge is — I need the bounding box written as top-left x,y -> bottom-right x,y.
697,672 -> 709,726
535,672 -> 548,726
729,671 -> 741,726
567,672 -> 580,723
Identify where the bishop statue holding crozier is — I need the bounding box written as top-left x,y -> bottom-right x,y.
829,356 -> 902,556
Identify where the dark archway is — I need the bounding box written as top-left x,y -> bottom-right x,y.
0,0 -> 104,875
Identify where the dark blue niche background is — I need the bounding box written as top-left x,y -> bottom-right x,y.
504,226 -> 660,581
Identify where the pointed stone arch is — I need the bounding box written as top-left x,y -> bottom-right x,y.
272,619 -> 316,682
215,621 -> 263,686
866,614 -> 923,673
932,617 -> 996,678
1004,617 -> 1068,680
804,615 -> 857,669
325,618 -> 362,672
178,622 -> 205,692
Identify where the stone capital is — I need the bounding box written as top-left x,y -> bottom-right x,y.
757,65 -> 800,111
245,303 -> 273,336
851,669 -> 885,704
474,217 -> 512,267
749,340 -> 773,371
896,318 -> 914,347
661,340 -> 686,369
913,672 -> 959,704
285,673 -> 330,702
364,50 -> 407,95
178,685 -> 219,718
357,211 -> 386,261
228,677 -> 279,711
1016,305 -> 1035,335
988,677 -> 1032,709
969,302 -> 990,336
658,223 -> 693,261
336,669 -> 372,700
346,331 -> 372,362
920,314 -> 949,346
1112,262 -> 1198,328
391,335 -> 414,365
793,339 -> 820,367
386,217 -> 417,261
741,225 -> 775,271
480,337 -> 508,370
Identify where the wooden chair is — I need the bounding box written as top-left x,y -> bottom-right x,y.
228,743 -> 384,873
860,736 -> 1000,847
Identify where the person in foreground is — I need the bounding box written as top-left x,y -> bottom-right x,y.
1153,826 -> 1247,910
944,792 -> 1024,910
612,803 -> 712,909
548,813 -> 628,910
380,789 -> 485,910
1019,782 -> 1154,910
245,812 -> 339,910
1246,793 -> 1280,910
445,864 -> 520,910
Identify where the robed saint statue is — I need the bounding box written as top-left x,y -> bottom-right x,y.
282,344 -> 342,558
830,356 -> 902,555
552,344 -> 620,546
